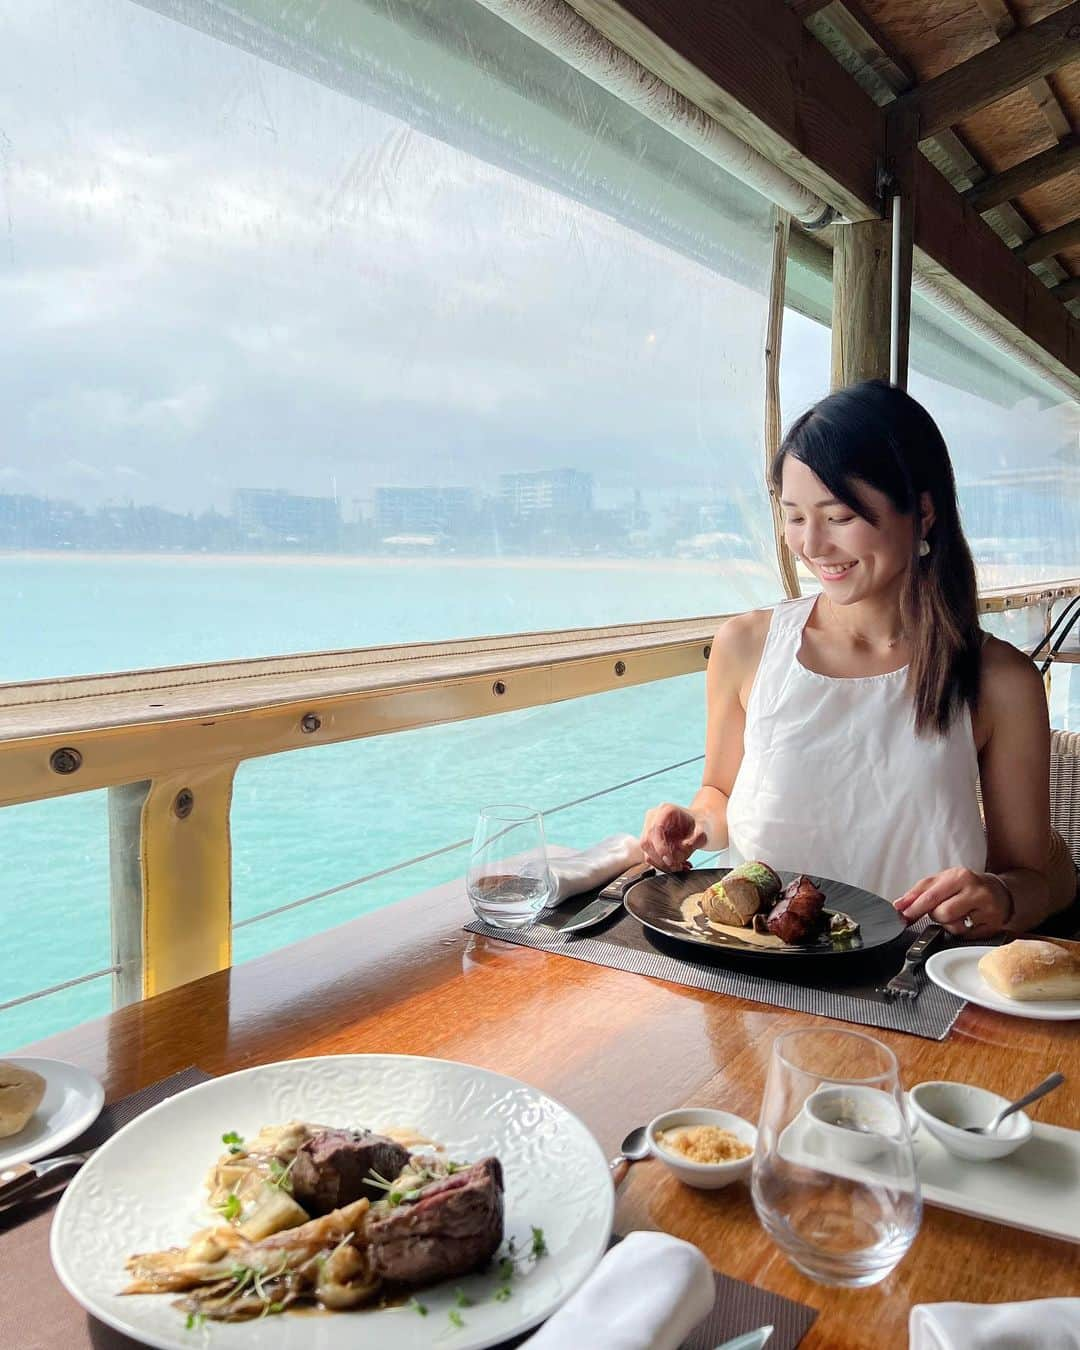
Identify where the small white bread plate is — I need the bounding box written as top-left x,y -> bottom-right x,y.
50,1054 -> 614,1350
0,1057 -> 104,1168
780,1102 -> 1080,1244
924,946 -> 1080,1021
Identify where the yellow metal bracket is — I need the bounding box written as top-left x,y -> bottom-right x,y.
110,763 -> 236,1000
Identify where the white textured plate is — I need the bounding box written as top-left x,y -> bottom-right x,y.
50,1055 -> 614,1350
925,947 -> 1080,1021
0,1057 -> 104,1167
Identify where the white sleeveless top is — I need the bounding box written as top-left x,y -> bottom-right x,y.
726,595 -> 986,901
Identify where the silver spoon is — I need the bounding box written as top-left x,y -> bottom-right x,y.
963,1071 -> 1065,1135
609,1125 -> 650,1185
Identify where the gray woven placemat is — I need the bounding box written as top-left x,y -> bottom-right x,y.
465,910 -> 965,1040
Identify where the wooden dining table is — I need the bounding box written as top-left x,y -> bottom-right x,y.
15,872 -> 1080,1350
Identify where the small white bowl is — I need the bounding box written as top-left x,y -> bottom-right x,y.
804,1085 -> 908,1163
646,1108 -> 757,1189
909,1081 -> 1032,1162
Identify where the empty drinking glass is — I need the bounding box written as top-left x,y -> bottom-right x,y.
467,805 -> 553,929
752,1028 -> 921,1287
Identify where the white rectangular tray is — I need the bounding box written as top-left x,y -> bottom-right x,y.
779,1111 -> 1080,1244
912,1118 -> 1080,1243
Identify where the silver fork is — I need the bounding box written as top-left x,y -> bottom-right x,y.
880,924 -> 944,1000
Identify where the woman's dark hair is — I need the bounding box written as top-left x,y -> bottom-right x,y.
770,379 -> 980,736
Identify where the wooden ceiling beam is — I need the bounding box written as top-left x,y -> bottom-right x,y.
972,0 -> 1073,141
1053,277 -> 1080,304
894,3 -> 1080,139
806,2 -> 1066,287
1016,218 -> 1080,264
966,135 -> 1080,212
566,0 -> 1080,391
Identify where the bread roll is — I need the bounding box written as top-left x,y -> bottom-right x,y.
0,1061 -> 47,1137
978,938 -> 1080,1002
701,875 -> 760,927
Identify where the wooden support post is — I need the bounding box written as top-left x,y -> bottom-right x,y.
765,208 -> 800,598
831,217 -> 893,389
108,763 -> 236,1001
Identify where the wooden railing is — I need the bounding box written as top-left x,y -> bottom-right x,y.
2,578 -> 1078,1011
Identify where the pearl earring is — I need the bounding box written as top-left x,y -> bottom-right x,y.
918,539 -> 930,557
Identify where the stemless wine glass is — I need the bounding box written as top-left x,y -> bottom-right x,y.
751,1028 -> 922,1287
467,805 -> 553,929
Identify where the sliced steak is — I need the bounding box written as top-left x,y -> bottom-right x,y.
766,875 -> 826,945
367,1157 -> 504,1286
290,1128 -> 410,1216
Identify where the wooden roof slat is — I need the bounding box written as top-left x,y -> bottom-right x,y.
966,133 -> 1080,210
895,2 -> 1080,139
804,3 -> 1069,285
972,0 -> 1074,139
1053,275 -> 1080,301
1017,215 -> 1080,261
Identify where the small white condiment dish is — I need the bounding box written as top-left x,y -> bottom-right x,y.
646,1108 -> 757,1189
804,1085 -> 908,1163
909,1081 -> 1032,1162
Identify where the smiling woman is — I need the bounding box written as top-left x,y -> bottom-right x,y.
641,380 -> 1070,939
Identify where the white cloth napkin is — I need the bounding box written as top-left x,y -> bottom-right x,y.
525,1230 -> 715,1350
548,833 -> 645,904
910,1299 -> 1080,1349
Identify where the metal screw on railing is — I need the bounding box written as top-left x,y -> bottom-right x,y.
300,712 -> 321,734
174,788 -> 194,819
704,644 -> 712,661
492,680 -> 507,696
49,747 -> 82,775
614,660 -> 626,677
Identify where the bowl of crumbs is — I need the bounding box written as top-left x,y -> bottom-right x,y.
646,1108 -> 756,1189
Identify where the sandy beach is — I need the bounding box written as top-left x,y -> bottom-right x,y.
0,549 -> 775,577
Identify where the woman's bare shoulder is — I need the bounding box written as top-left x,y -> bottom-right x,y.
978,634 -> 1047,721
980,633 -> 1044,690
709,608 -> 773,680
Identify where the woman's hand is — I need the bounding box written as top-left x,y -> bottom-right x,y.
893,868 -> 1013,938
640,803 -> 707,873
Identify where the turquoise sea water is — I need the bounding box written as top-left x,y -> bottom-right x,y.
1,554 -> 779,1050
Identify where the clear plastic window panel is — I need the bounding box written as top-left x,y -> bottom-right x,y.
909,295 -> 1079,590
0,793 -> 112,1051
1,0 -> 781,685
232,676 -> 707,963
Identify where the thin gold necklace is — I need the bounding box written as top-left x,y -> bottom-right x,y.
826,598 -> 906,650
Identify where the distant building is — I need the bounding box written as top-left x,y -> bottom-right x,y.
373,486 -> 475,536
233,489 -> 340,546
498,469 -> 593,519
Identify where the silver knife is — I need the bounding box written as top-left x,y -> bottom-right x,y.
0,1149 -> 94,1207
555,861 -> 654,933
714,1328 -> 774,1350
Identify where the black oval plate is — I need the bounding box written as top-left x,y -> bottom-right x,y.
625,868 -> 906,962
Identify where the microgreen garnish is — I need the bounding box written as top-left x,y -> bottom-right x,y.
531,1226 -> 547,1259
453,1288 -> 473,1308
267,1156 -> 297,1192
184,1311 -> 206,1330
493,1285 -> 513,1302
497,1256 -> 515,1282
408,1297 -> 428,1316
221,1130 -> 244,1155
449,1309 -> 465,1329
216,1192 -> 241,1221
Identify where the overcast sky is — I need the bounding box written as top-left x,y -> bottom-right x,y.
0,0 -> 1068,519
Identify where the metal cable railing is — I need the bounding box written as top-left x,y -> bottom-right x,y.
4,753 -> 705,1011
236,753 -> 705,929
0,965 -> 118,1016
